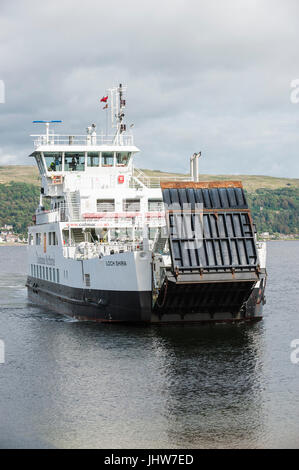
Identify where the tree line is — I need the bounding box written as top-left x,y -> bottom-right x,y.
0,182 -> 299,235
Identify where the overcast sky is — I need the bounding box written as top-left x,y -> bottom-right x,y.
0,0 -> 299,177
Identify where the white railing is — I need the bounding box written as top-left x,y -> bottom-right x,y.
35,207 -> 166,229
130,168 -> 192,189
32,133 -> 134,148
36,209 -> 60,224
63,241 -> 147,260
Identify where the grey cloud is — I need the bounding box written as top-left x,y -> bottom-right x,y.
0,0 -> 299,176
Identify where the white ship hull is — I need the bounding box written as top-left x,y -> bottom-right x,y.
26,242 -> 153,322
26,226 -> 266,323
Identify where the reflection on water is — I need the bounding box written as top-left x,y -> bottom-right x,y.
0,245 -> 299,448
151,325 -> 265,448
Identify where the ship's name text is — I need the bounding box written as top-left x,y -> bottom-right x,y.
105,260 -> 127,267
37,256 -> 55,266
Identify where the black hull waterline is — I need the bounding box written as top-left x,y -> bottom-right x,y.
26,275 -> 265,324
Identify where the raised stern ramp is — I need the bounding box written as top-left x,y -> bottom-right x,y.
152,181 -> 265,323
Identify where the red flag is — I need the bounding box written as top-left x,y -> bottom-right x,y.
103,103 -> 108,109
100,96 -> 108,102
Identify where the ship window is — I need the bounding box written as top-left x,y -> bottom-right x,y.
56,269 -> 59,283
44,152 -> 62,172
96,199 -> 115,212
148,199 -> 163,211
64,152 -> 85,172
102,152 -> 114,166
42,266 -> 45,279
85,274 -> 90,287
46,267 -> 48,280
53,268 -> 56,282
116,152 -> 131,166
31,265 -> 33,276
123,199 -> 140,212
39,266 -> 42,278
87,152 -> 99,167
62,230 -> 69,245
49,268 -> 52,281
28,234 -> 34,245
36,233 -> 41,245
48,232 -> 58,245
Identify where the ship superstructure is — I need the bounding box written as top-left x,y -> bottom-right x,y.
26,85 -> 267,323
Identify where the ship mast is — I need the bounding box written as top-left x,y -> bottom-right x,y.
108,83 -> 127,144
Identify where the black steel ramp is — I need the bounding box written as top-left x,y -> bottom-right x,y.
153,181 -> 261,320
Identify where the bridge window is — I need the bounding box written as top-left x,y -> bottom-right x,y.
102,152 -> 114,166
36,233 -> 41,245
87,152 -> 99,167
97,199 -> 115,212
116,152 -> 131,166
64,152 -> 85,171
123,199 -> 140,212
35,153 -> 45,174
44,152 -> 62,172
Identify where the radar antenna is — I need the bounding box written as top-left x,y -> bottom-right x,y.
32,120 -> 62,144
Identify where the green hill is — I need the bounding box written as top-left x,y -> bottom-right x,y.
0,165 -> 298,235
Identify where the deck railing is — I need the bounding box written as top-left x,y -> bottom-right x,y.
130,167 -> 192,189
32,133 -> 134,148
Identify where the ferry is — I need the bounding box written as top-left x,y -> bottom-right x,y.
26,84 -> 267,323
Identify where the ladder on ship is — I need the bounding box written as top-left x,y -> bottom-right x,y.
66,191 -> 81,221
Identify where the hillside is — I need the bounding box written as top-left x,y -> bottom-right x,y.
1,165 -> 299,192
0,165 -> 40,185
142,169 -> 299,192
0,165 -> 299,235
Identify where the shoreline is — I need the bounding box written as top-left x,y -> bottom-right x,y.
0,242 -> 27,246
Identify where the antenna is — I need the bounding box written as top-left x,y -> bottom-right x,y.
32,120 -> 62,144
118,83 -> 126,134
108,84 -> 127,142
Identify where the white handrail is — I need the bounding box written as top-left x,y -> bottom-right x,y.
31,133 -> 134,147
